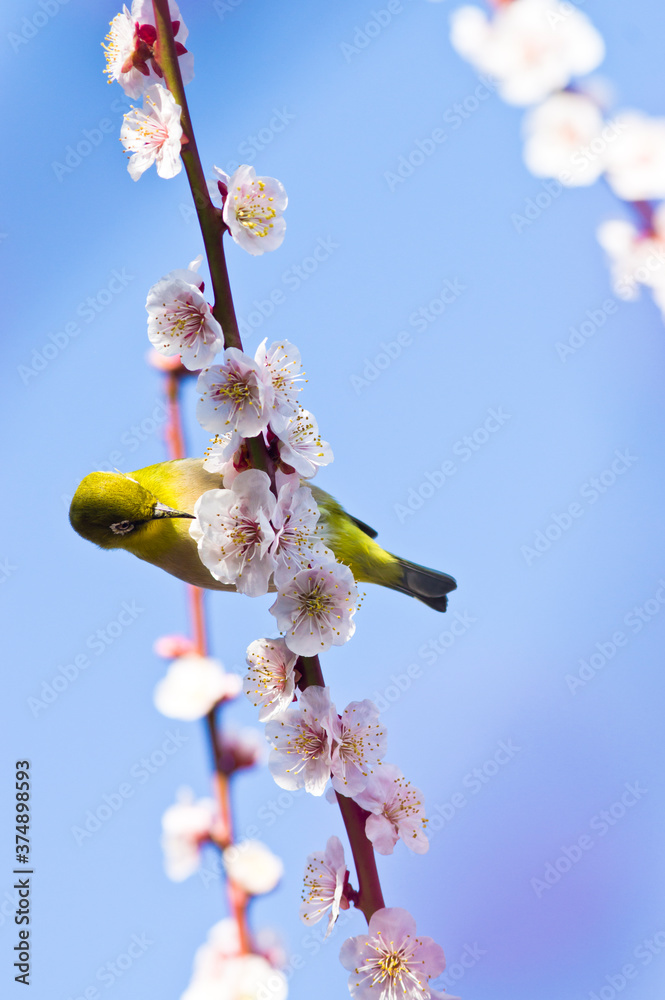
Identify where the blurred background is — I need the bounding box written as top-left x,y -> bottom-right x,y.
2,1 -> 665,998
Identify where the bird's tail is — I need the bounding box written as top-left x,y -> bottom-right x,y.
388,557 -> 458,612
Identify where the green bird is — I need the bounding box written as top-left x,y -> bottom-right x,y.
69,458 -> 457,611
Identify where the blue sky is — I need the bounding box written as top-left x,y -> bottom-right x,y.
2,1 -> 665,998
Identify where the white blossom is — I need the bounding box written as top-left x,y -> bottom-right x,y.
146,258 -> 223,370
273,409 -> 333,479
354,764 -> 429,856
120,83 -> 183,181
197,348 -> 273,437
212,164 -> 287,255
329,700 -> 387,797
339,908 -> 446,1000
270,480 -> 334,587
265,686 -> 334,796
154,653 -> 242,721
191,471 -> 277,596
522,91 -> 608,186
450,0 -> 604,107
597,214 -> 665,302
161,789 -> 218,881
269,561 -> 358,656
300,835 -> 348,935
182,954 -> 287,1000
244,637 -> 299,721
604,111 -> 665,201
255,338 -> 304,418
103,1 -> 193,98
223,839 -> 283,896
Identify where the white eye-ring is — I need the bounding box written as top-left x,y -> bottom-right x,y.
110,520 -> 135,535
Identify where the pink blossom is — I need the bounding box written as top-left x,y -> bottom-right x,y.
354,764 -> 429,855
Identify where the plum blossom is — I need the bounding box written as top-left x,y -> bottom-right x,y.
450,0 -> 605,106
153,633 -> 196,658
120,83 -> 184,181
269,561 -> 358,656
244,637 -> 299,721
329,700 -> 387,797
212,164 -> 287,255
223,840 -> 283,896
217,726 -> 264,772
191,471 -> 276,596
202,431 -> 242,486
153,653 -> 242,720
604,111 -> 665,201
522,91 -> 608,186
255,339 -> 304,418
265,686 -> 334,795
597,211 -> 665,303
182,954 -> 288,1000
103,1 -> 193,98
339,908 -> 446,1000
146,257 -> 223,370
271,480 -> 334,586
355,765 -> 429,855
188,920 -> 286,983
300,835 -> 349,935
197,348 -> 273,437
274,409 -> 333,478
161,789 -> 218,881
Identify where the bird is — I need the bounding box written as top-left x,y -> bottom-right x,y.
69,458 -> 457,611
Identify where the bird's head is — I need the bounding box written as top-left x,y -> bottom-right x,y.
69,471 -> 194,550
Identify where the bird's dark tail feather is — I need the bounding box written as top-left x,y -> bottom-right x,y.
390,558 -> 458,612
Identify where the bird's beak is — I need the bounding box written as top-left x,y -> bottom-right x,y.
152,502 -> 195,520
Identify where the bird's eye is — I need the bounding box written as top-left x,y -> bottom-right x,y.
110,520 -> 135,536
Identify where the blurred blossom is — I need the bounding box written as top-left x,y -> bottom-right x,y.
182,954 -> 288,1000
597,210 -> 665,305
223,840 -> 283,896
522,91 -> 607,186
604,111 -> 665,201
161,789 -> 218,881
450,0 -> 604,106
218,726 -> 264,773
154,653 -> 242,720
153,634 -> 197,658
